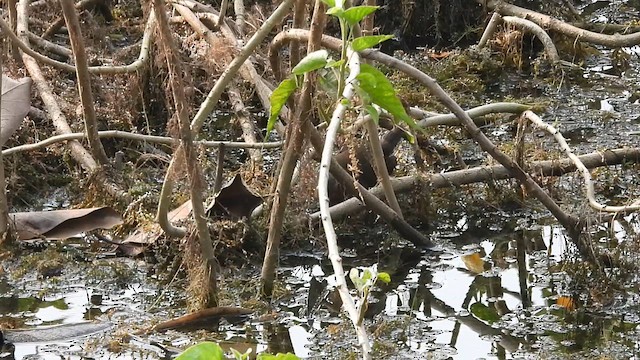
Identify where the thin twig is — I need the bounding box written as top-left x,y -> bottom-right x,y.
2,130 -> 282,156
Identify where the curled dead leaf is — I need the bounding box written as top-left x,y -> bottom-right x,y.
9,207 -> 123,240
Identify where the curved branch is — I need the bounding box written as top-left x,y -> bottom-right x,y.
522,111 -> 640,213
0,13 -> 154,74
486,0 -> 640,48
502,15 -> 559,62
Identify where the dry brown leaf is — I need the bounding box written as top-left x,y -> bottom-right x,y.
9,207 -> 123,240
1,74 -> 32,146
461,253 -> 486,274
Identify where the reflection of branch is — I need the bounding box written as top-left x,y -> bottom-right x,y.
523,111 -> 640,213
426,289 -> 522,352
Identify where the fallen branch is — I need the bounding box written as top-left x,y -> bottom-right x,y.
0,12 -> 154,74
308,147 -> 640,222
522,111 -> 640,213
2,130 -> 282,156
485,0 -> 640,48
16,0 -> 125,200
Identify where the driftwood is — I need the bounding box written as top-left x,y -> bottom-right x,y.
309,148 -> 640,222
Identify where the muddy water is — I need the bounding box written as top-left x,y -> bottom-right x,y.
1,211 -> 638,359
3,5 -> 640,360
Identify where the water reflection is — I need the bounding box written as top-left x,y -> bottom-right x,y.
272,220 -> 639,359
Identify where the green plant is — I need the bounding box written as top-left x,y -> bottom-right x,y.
267,0 -> 417,138
349,264 -> 391,325
175,342 -> 300,360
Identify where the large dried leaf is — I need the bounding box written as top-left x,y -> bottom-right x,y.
10,207 -> 123,240
1,74 -> 32,146
206,174 -> 262,219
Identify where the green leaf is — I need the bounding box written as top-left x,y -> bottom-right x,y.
364,105 -> 379,125
326,6 -> 344,17
320,0 -> 335,7
349,268 -> 364,291
326,58 -> 345,68
176,342 -> 225,360
257,353 -> 300,360
355,63 -> 416,129
377,272 -> 391,284
361,269 -> 373,284
292,50 -> 329,75
352,35 -> 394,52
342,6 -> 378,26
267,78 -> 298,136
469,303 -> 500,323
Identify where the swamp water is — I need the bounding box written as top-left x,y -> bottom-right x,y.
3,8 -> 640,359
0,209 -> 638,359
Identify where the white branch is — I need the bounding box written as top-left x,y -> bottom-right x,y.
318,46 -> 371,359
522,110 -> 640,213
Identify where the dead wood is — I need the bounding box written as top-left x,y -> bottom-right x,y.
485,0 -> 640,48
60,0 -> 109,165
16,0 -> 125,200
153,0 -> 218,307
261,0 -> 326,298
311,147 -> 640,222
